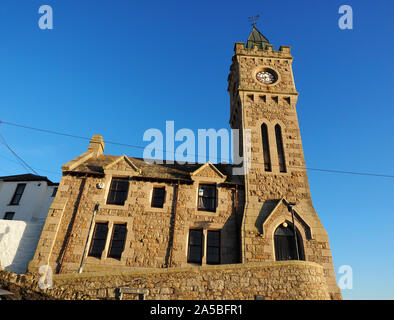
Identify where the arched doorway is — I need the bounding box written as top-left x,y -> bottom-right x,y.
274,224 -> 305,261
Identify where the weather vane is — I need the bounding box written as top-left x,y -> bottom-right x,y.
248,14 -> 260,27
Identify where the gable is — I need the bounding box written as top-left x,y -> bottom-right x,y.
261,198 -> 312,240
191,162 -> 226,181
103,155 -> 140,174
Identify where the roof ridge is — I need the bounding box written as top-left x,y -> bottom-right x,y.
0,173 -> 57,185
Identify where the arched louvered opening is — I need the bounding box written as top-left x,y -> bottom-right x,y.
275,124 -> 286,173
274,224 -> 305,261
261,123 -> 271,172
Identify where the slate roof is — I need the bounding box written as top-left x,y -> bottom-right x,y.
246,26 -> 270,49
0,173 -> 58,186
69,155 -> 244,185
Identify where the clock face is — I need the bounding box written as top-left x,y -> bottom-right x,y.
256,69 -> 277,84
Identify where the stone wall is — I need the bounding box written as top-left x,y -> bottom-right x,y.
29,170 -> 243,274
1,261 -> 334,300
0,269 -> 89,300
227,43 -> 341,299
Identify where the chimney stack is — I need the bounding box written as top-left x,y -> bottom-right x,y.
87,135 -> 105,157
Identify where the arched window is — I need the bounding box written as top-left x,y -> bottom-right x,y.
261,123 -> 271,172
275,124 -> 286,173
274,224 -> 305,261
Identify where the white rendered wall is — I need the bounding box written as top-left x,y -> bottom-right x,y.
0,179 -> 57,273
0,180 -> 57,222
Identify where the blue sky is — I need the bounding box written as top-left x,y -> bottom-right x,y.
1,0 -> 393,299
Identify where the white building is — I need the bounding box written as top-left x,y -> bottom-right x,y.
0,174 -> 58,274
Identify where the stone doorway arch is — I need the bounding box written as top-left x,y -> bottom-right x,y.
274,223 -> 305,261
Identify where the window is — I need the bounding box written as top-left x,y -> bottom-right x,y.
51,187 -> 58,197
274,225 -> 304,261
206,230 -> 221,264
9,183 -> 26,205
261,123 -> 272,172
107,178 -> 129,205
187,229 -> 203,264
275,124 -> 287,173
3,212 -> 15,220
88,222 -> 109,258
108,224 -> 127,260
151,187 -> 165,208
197,184 -> 216,212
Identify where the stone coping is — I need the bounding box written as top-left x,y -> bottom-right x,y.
54,260 -> 324,281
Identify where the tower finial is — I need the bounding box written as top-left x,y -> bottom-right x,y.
246,15 -> 269,49
248,14 -> 260,28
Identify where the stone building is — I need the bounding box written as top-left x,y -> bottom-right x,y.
27,26 -> 342,299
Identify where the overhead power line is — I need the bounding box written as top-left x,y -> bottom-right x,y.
0,153 -> 60,176
1,120 -> 394,179
0,132 -> 39,175
299,167 -> 394,179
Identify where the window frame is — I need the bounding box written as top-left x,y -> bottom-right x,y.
206,230 -> 221,265
51,187 -> 58,197
106,177 -> 130,206
9,183 -> 26,206
3,212 -> 15,220
187,229 -> 203,264
197,184 -> 217,212
88,222 -> 109,258
275,124 -> 287,173
274,225 -> 305,261
107,223 -> 127,260
261,123 -> 272,172
151,187 -> 166,208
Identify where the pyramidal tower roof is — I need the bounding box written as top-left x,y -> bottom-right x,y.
246,26 -> 270,49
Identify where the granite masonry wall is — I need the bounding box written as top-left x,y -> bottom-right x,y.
28,163 -> 244,275
227,43 -> 341,299
1,261 -> 332,300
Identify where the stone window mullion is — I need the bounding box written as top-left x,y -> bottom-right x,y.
202,229 -> 207,265
103,221 -> 114,259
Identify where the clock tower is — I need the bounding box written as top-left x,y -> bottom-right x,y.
228,25 -> 342,299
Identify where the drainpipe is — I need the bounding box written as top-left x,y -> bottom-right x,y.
78,203 -> 100,274
288,202 -> 300,260
234,185 -> 241,263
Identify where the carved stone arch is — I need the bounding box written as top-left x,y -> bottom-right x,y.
272,220 -> 305,261
261,199 -> 313,261
267,214 -> 309,250
256,118 -> 273,133
270,119 -> 287,146
259,120 -> 280,173
256,117 -> 271,148
262,199 -> 312,241
272,119 -> 286,130
259,119 -> 272,172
